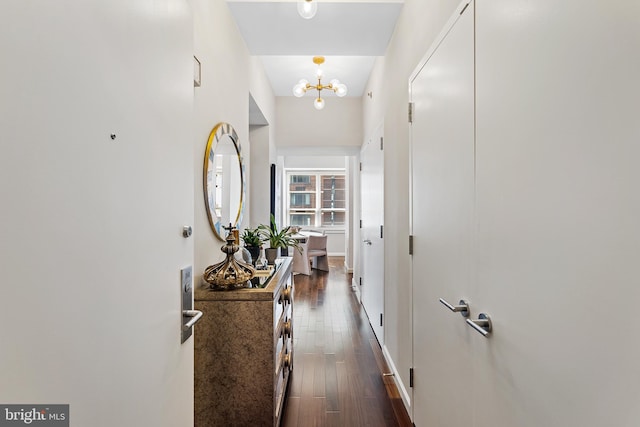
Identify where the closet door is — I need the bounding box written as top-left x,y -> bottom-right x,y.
360,124 -> 385,343
409,2 -> 475,425
474,1 -> 640,426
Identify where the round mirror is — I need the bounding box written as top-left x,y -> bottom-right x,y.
203,122 -> 245,241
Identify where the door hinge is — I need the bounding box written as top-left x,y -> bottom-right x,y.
460,1 -> 470,15
380,137 -> 384,150
359,219 -> 362,229
380,313 -> 383,326
408,102 -> 414,123
409,368 -> 414,387
380,225 -> 384,239
359,162 -> 362,171
409,235 -> 414,255
359,277 -> 362,286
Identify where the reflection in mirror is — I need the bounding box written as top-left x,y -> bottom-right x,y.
203,123 -> 245,241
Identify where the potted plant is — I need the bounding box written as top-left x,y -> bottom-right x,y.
257,214 -> 301,264
240,227 -> 263,265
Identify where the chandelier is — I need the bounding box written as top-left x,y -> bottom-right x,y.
297,0 -> 317,19
292,56 -> 348,110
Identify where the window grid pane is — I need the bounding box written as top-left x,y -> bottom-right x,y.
290,213 -> 315,226
289,175 -> 316,193
321,211 -> 345,226
290,193 -> 315,208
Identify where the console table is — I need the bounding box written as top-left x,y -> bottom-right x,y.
194,257 -> 293,427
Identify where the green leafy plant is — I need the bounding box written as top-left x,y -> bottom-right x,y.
257,214 -> 301,252
241,227 -> 263,247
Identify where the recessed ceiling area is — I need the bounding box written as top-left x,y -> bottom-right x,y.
226,0 -> 404,97
260,55 -> 377,97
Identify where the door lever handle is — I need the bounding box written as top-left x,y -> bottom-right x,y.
363,239 -> 372,245
182,310 -> 203,331
466,313 -> 492,337
439,298 -> 470,317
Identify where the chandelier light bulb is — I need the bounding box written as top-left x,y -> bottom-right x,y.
293,79 -> 308,97
335,83 -> 347,97
293,84 -> 305,97
314,97 -> 325,110
316,68 -> 324,79
297,0 -> 317,19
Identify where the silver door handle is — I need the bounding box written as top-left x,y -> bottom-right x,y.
363,239 -> 372,245
182,310 -> 203,331
439,298 -> 470,317
466,313 -> 492,337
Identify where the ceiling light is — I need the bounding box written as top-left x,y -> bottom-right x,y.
297,0 -> 317,19
292,56 -> 348,110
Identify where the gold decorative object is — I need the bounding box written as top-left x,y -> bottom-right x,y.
203,225 -> 255,290
292,56 -> 348,110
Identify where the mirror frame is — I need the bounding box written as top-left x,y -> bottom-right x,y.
203,122 -> 246,241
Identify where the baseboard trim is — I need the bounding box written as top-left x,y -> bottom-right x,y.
344,261 -> 353,274
382,344 -> 412,418
351,277 -> 361,302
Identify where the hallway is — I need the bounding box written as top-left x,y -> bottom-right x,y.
282,257 -> 411,427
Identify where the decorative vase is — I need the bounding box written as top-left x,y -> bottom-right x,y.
265,247 -> 279,265
255,247 -> 268,269
203,227 -> 255,291
245,245 -> 261,266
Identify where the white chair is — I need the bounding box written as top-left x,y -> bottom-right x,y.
292,235 -> 328,275
308,235 -> 329,271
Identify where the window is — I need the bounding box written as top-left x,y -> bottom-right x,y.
285,171 -> 346,228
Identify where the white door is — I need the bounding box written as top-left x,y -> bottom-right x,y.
0,3 -> 194,426
410,0 -> 640,426
473,0 -> 640,425
360,125 -> 385,343
410,2 -> 475,426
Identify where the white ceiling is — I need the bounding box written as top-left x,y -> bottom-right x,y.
226,0 -> 404,97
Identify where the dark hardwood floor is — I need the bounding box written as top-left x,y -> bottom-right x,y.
282,257 -> 412,427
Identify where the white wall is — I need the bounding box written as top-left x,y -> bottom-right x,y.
192,0 -> 276,275
362,0 -> 461,410
193,0 -> 249,273
349,155 -> 360,276
249,57 -> 277,164
276,97 -> 362,152
249,125 -> 272,228
283,156 -> 346,169
248,57 -> 278,228
0,1 -> 194,426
